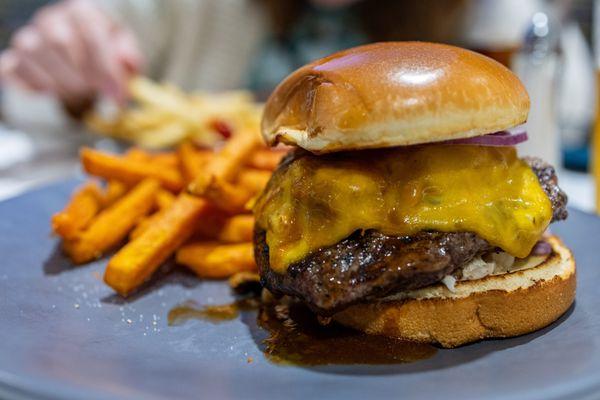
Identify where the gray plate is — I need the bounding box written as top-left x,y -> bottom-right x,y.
1,179 -> 599,400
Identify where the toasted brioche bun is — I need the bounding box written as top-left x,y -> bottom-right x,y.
262,42 -> 530,153
333,236 -> 575,348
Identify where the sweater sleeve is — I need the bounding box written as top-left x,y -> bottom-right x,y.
97,0 -> 171,80
96,0 -> 267,91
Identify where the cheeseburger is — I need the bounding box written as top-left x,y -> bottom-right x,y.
253,42 -> 575,348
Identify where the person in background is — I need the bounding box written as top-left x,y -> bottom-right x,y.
0,0 -> 373,108
0,0 -> 489,112
0,0 -> 266,112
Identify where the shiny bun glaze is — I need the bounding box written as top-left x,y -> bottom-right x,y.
262,42 -> 530,153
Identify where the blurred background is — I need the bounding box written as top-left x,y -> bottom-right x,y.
0,0 -> 598,213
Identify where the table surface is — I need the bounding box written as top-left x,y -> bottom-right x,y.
0,91 -> 127,201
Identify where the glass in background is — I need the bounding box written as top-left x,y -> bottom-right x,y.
513,8 -> 562,169
457,0 -> 562,166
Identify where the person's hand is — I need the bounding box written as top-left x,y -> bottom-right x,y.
0,0 -> 143,107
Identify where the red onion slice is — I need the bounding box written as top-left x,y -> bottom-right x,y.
531,240 -> 552,256
441,128 -> 528,146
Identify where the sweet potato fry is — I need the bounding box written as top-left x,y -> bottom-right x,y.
246,149 -> 286,170
193,214 -> 253,242
156,190 -> 176,210
52,182 -> 103,240
216,215 -> 254,243
126,148 -> 180,171
236,169 -> 271,194
203,177 -> 254,214
129,190 -> 174,240
149,152 -> 180,168
177,142 -> 198,183
176,242 -> 256,279
102,180 -> 128,207
177,142 -> 213,182
126,147 -> 179,168
81,147 -> 183,191
128,189 -> 178,240
129,213 -> 158,240
63,179 -> 159,264
104,194 -> 211,296
188,130 -> 261,195
125,148 -> 150,162
190,211 -> 228,239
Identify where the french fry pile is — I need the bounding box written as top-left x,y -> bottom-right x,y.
52,131 -> 287,296
85,76 -> 262,149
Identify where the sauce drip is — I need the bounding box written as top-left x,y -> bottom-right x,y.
167,296 -> 436,365
258,301 -> 437,365
168,298 -> 260,325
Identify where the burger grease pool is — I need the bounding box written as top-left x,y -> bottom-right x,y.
167,297 -> 437,366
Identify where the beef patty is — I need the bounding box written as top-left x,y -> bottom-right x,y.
255,157 -> 568,315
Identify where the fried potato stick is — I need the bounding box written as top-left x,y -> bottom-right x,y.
102,180 -> 128,207
104,194 -> 211,296
193,214 -> 253,243
246,149 -> 286,171
202,177 -> 254,214
126,148 -> 179,168
188,130 -> 261,195
236,169 -> 271,195
52,182 -> 104,240
129,190 -> 176,240
176,242 -> 256,279
156,190 -> 176,210
63,179 -> 159,264
81,148 -> 183,192
215,215 -> 254,243
177,142 -> 213,183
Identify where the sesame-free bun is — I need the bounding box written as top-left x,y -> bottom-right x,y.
333,236 -> 575,348
262,42 -> 530,153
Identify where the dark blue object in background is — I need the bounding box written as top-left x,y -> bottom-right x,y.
563,146 -> 590,172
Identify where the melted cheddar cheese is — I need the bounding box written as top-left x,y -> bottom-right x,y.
254,145 -> 552,273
